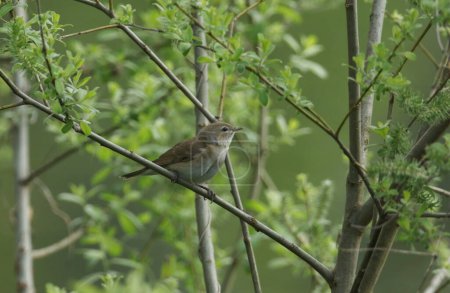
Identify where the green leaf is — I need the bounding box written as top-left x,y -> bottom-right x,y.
258,89 -> 269,106
61,121 -> 73,133
55,78 -> 65,95
0,3 -> 14,18
402,51 -> 416,61
58,192 -> 85,205
178,42 -> 191,56
197,55 -> 215,63
79,120 -> 92,136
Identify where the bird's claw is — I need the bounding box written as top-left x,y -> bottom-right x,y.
199,184 -> 215,203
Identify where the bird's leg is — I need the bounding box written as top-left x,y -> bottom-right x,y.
198,184 -> 216,203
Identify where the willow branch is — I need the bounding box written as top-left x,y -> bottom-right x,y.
13,2 -> 35,292
335,20 -> 433,136
192,6 -> 220,292
421,212 -> 450,218
32,228 -> 84,259
0,101 -> 25,111
0,67 -> 333,286
36,0 -> 67,116
333,1 -> 365,291
429,185 -> 450,198
225,157 -> 262,293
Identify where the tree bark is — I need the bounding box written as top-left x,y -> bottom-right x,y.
333,1 -> 364,292
192,6 -> 220,293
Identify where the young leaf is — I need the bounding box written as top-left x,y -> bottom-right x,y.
79,120 -> 92,136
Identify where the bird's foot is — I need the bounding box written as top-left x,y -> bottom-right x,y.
199,184 -> 216,203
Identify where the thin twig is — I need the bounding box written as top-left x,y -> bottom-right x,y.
423,258 -> 450,293
419,43 -> 439,68
429,185 -> 450,198
61,24 -> 164,39
0,101 -> 25,111
32,228 -> 84,259
121,1 -> 382,216
225,157 -> 262,293
36,0 -> 67,116
218,0 -> 262,120
34,179 -> 71,227
61,24 -> 119,39
335,20 -> 433,136
0,67 -> 334,286
421,212 -> 450,218
417,254 -> 438,293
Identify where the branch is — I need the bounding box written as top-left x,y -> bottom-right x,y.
78,0 -> 378,217
423,258 -> 450,293
0,101 -> 25,111
192,7 -> 220,292
225,157 -> 262,292
32,228 -> 84,259
421,212 -> 450,218
61,23 -> 164,39
352,118 -> 450,292
23,91 -> 170,184
0,67 -> 333,287
13,2 -> 35,292
61,24 -> 119,39
217,0 -> 262,119
335,20 -> 433,136
36,0 -> 67,117
429,185 -> 450,198
333,1 -> 365,291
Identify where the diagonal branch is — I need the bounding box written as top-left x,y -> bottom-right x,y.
32,228 -> 84,259
335,20 -> 433,136
0,101 -> 25,111
0,67 -> 334,286
36,0 -> 67,117
72,0 -> 381,217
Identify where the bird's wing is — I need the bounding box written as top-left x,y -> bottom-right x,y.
154,138 -> 203,167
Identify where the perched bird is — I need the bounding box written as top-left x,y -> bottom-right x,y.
121,122 -> 242,183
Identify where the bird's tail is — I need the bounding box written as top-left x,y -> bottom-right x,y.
120,167 -> 155,179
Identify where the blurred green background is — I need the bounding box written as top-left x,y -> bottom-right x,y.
0,0 -> 447,292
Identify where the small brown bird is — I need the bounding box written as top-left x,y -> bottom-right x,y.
121,122 -> 242,183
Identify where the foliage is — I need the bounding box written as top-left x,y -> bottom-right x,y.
248,174 -> 337,291
0,0 -> 449,292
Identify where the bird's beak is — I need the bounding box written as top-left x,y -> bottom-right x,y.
233,127 -> 243,132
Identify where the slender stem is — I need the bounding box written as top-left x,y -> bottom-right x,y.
192,6 -> 220,292
218,0 -> 262,120
36,0 -> 67,117
0,67 -> 334,287
13,2 -> 35,292
335,20 -> 432,136
225,157 -> 262,293
419,43 -> 439,68
61,23 -> 164,39
429,185 -> 450,198
423,257 -> 450,293
61,24 -> 119,39
0,101 -> 25,111
333,2 -> 364,292
32,229 -> 84,259
421,212 -> 450,218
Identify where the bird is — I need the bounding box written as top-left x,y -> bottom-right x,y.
121,122 -> 242,183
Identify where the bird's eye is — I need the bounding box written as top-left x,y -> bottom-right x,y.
221,126 -> 229,132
